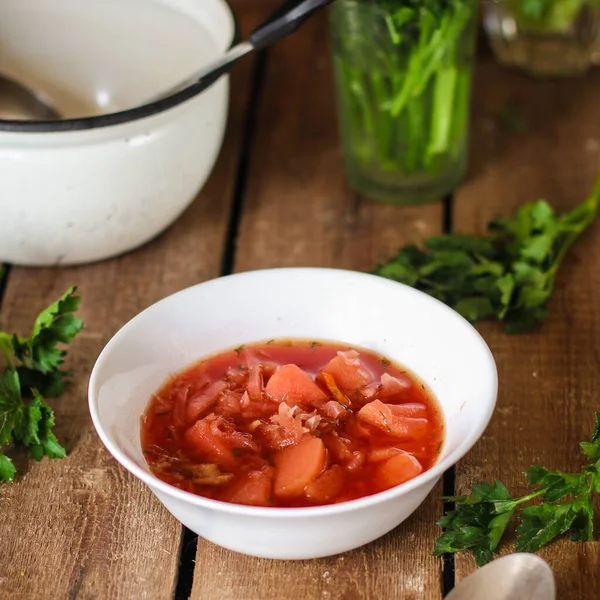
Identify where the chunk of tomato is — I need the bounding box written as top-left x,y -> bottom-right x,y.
379,372 -> 412,397
305,465 -> 344,502
322,399 -> 348,420
320,350 -> 372,392
186,380 -> 228,425
357,400 -> 429,440
367,446 -> 404,463
247,365 -> 263,401
265,364 -> 328,406
322,431 -> 355,462
388,403 -> 428,419
375,453 -> 423,490
222,468 -> 274,507
184,414 -> 257,469
274,435 -> 326,498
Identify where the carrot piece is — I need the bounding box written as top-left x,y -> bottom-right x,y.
317,372 -> 351,409
274,435 -> 326,498
265,364 -> 329,406
305,465 -> 344,502
184,416 -> 234,468
376,453 -> 423,490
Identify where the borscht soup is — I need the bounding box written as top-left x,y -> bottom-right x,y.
140,340 -> 444,507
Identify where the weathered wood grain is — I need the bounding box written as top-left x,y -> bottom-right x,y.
191,12 -> 445,600
0,4 -> 257,596
453,59 -> 600,598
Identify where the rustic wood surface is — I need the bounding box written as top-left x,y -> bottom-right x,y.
2,3 -> 600,600
453,59 -> 600,598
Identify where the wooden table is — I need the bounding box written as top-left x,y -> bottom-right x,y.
2,5 -> 600,599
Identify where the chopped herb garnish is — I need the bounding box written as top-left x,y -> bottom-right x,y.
231,447 -> 245,457
234,345 -> 245,356
309,341 -> 322,351
379,410 -> 392,433
237,364 -> 246,371
378,357 -> 391,367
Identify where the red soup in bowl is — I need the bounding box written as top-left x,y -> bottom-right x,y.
141,339 -> 444,507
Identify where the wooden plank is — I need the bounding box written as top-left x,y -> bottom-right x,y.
0,10 -> 257,597
191,12 -> 445,600
453,58 -> 600,598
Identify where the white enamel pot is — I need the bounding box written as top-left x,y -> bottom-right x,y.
0,0 -> 235,266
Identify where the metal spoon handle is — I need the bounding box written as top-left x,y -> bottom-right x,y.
147,0 -> 334,103
249,0 -> 336,50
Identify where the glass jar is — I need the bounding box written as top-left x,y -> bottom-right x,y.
483,0 -> 600,76
328,0 -> 478,205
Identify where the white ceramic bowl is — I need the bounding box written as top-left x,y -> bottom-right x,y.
0,0 -> 234,266
89,268 -> 498,559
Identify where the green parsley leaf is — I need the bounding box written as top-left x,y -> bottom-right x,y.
434,481 -> 516,566
434,409 -> 600,566
26,391 -> 66,461
374,171 -> 600,333
0,369 -> 23,446
580,411 -> 600,462
11,287 -> 83,376
569,495 -> 594,542
525,466 -> 590,502
0,453 -> 16,482
0,289 -> 82,482
515,502 -> 580,552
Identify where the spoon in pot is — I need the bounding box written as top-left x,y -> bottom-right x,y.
0,0 -> 333,121
0,74 -> 61,120
444,553 -> 556,600
146,0 -> 336,104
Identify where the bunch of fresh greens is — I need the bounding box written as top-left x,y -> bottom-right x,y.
0,287 -> 83,482
434,411 -> 600,565
509,0 -> 600,34
373,170 -> 600,333
331,0 -> 476,179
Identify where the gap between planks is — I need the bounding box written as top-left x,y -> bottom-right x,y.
0,263 -> 12,311
440,195 -> 456,597
174,47 -> 270,600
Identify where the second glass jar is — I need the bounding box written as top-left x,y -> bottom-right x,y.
329,0 -> 479,204
483,0 -> 600,76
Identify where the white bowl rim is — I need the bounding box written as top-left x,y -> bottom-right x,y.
0,0 -> 236,133
88,267 -> 498,519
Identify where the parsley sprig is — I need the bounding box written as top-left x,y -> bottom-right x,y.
434,411 -> 600,566
373,170 -> 600,333
0,287 -> 83,482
